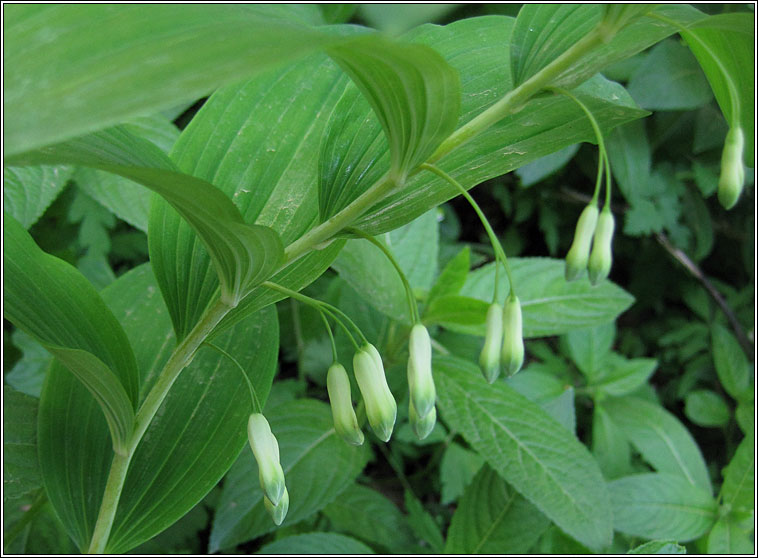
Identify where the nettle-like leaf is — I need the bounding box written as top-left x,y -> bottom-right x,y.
3,214 -> 138,454
3,165 -> 74,229
7,126 -> 285,310
37,264 -> 279,552
435,355 -> 613,551
258,533 -> 373,555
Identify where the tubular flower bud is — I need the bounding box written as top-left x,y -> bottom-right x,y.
587,210 -> 615,286
409,399 -> 437,440
353,344 -> 397,442
501,295 -> 524,377
565,204 -> 599,282
264,487 -> 289,526
479,303 -> 503,383
718,127 -> 745,210
407,324 -> 435,418
326,363 -> 364,446
247,413 -> 286,507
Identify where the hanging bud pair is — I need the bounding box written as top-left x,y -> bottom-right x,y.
565,203 -> 615,286
478,295 -> 524,382
326,363 -> 364,446
247,413 -> 288,525
407,324 -> 437,439
353,344 -> 397,442
718,127 -> 745,210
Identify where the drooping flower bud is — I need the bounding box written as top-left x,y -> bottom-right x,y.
409,399 -> 437,440
247,413 -> 286,506
326,362 -> 364,446
479,303 -> 503,383
565,204 -> 599,282
353,344 -> 397,442
587,209 -> 615,286
501,295 -> 524,377
717,127 -> 745,210
264,487 -> 289,526
407,324 -> 435,419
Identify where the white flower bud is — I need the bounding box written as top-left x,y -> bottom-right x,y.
479,303 -> 503,383
501,295 -> 524,377
718,127 -> 745,210
407,324 -> 435,418
247,413 -> 285,506
353,344 -> 397,442
264,487 -> 289,526
327,362 -> 364,446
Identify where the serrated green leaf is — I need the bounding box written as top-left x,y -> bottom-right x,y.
610,473 -> 717,541
426,246 -> 470,308
603,396 -> 711,492
590,355 -> 658,397
627,540 -> 686,554
429,258 -> 634,338
209,399 -> 369,552
3,4 -> 343,156
439,443 -> 485,505
720,435 -> 754,513
445,464 -> 550,554
564,323 -> 616,380
258,532 -> 373,555
506,371 -> 576,432
435,356 -> 613,550
711,323 -> 752,402
323,484 -> 415,551
4,214 -> 137,453
707,518 -> 755,554
5,330 -> 51,398
3,165 -> 73,229
403,491 -> 444,553
684,389 -> 730,427
592,403 -> 633,480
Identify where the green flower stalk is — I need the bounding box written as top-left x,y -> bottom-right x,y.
409,400 -> 437,440
264,487 -> 289,526
718,126 -> 745,210
353,344 -> 397,442
565,203 -> 599,282
326,362 -> 364,446
479,303 -> 503,383
587,208 -> 615,286
407,323 -> 435,419
247,413 -> 286,507
501,295 -> 524,377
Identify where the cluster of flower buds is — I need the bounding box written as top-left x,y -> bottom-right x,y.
247,413 -> 288,525
407,324 -> 437,439
718,127 -> 745,210
565,203 -> 615,286
353,343 -> 397,442
479,294 -> 524,383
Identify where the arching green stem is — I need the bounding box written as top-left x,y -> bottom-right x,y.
320,311 -> 339,363
420,163 -> 516,299
345,227 -> 420,324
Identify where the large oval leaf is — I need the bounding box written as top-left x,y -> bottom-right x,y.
435,355 -> 613,551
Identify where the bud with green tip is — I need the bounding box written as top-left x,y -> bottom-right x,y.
718,127 -> 745,210
565,203 -> 599,282
264,487 -> 289,526
247,413 -> 286,506
479,303 -> 503,383
326,362 -> 364,446
353,344 -> 397,442
409,400 -> 436,440
587,209 -> 615,286
407,324 -> 435,418
501,295 -> 524,377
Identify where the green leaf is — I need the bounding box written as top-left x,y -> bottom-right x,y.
627,39 -> 713,110
5,330 -> 51,398
603,396 -> 711,492
564,323 -> 616,380
720,435 -> 754,513
209,399 -> 369,552
627,540 -> 686,554
8,127 -> 285,311
606,120 -> 651,205
258,533 -> 373,555
435,355 -> 613,550
440,443 -> 485,505
3,165 -> 73,228
711,324 -> 752,402
429,258 -> 634,338
592,403 -> 633,480
590,355 -> 658,397
445,465 -> 550,554
609,473 -> 717,541
707,518 -> 755,554
683,13 -> 755,166
37,264 -> 279,552
132,503 -> 209,555
426,246 -> 470,307
3,4 -> 343,156
684,389 -> 730,427
2,387 -> 41,504
357,4 -> 461,34
323,484 -> 415,552
321,32 -> 460,215
506,371 -> 576,432
516,144 -> 580,187
403,491 -> 444,553
389,210 -> 439,290
4,214 -> 138,453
